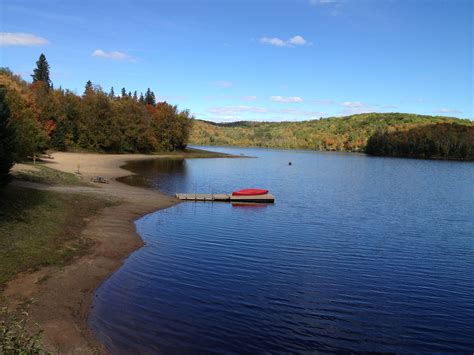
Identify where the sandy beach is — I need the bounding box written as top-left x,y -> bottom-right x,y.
4,151 -> 214,354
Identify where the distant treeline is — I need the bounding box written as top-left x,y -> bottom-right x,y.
0,54 -> 193,161
190,113 -> 474,160
366,123 -> 474,160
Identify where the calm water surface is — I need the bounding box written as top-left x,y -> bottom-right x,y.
89,147 -> 474,353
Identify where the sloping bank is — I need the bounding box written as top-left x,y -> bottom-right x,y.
3,149 -> 230,354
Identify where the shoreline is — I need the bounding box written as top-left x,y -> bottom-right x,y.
4,149 -> 230,354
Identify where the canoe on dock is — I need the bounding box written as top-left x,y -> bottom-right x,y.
232,188 -> 269,196
176,193 -> 275,203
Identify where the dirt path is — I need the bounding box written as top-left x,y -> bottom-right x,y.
4,152 -> 185,354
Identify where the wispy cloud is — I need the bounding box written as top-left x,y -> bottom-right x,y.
270,96 -> 304,103
340,101 -> 375,115
0,32 -> 49,46
342,101 -> 364,108
434,108 -> 462,115
243,96 -> 258,101
260,35 -> 309,47
92,49 -> 134,61
212,80 -> 233,88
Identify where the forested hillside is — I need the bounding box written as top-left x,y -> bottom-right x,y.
0,54 -> 193,161
366,123 -> 474,160
190,113 -> 474,160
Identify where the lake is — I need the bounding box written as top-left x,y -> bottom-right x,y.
89,146 -> 474,353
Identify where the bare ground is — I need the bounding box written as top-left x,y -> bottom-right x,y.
3,152 -> 188,354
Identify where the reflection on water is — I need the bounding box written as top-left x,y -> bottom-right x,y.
90,146 -> 474,353
118,158 -> 188,192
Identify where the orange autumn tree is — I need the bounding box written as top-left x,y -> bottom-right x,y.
0,68 -> 47,160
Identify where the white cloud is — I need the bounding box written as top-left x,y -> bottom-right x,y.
0,32 -> 49,46
289,35 -> 307,45
260,35 -> 309,47
92,49 -> 134,61
271,96 -> 304,103
342,101 -> 364,108
434,108 -> 462,115
243,96 -> 258,101
260,37 -> 287,47
212,80 -> 233,88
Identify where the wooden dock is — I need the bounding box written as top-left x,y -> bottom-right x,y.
176,193 -> 275,203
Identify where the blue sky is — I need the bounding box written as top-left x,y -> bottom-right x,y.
0,0 -> 472,121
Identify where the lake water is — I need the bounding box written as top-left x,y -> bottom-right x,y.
89,147 -> 474,353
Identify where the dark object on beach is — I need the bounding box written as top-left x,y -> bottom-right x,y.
91,176 -> 109,184
232,188 -> 269,196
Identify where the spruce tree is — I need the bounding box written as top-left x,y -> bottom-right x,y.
144,88 -> 156,105
84,80 -> 93,96
121,87 -> 127,98
109,87 -> 115,99
31,53 -> 52,89
139,93 -> 145,104
0,86 -> 16,187
133,91 -> 138,101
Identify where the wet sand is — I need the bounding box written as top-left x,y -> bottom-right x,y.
4,151 -> 222,354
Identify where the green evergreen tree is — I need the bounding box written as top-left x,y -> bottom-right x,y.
0,86 -> 17,187
109,87 -> 115,99
31,53 -> 52,88
133,91 -> 138,101
121,87 -> 127,98
84,80 -> 93,96
139,93 -> 145,104
144,88 -> 156,105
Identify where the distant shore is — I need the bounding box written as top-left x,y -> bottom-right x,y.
4,148 -> 231,354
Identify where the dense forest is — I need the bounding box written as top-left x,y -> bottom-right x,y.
190,113 -> 474,160
366,123 -> 474,160
0,54 -> 193,163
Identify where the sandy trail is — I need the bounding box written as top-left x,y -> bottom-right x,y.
4,152 -> 183,354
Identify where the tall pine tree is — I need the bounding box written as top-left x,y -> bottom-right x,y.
84,80 -> 94,96
0,86 -> 17,187
31,53 -> 52,89
144,88 -> 156,105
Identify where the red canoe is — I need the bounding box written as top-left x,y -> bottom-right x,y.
232,188 -> 269,196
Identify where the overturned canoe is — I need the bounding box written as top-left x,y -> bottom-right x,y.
232,188 -> 269,196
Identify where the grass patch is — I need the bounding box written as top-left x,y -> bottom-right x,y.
0,301 -> 47,354
12,163 -> 93,187
0,185 -> 114,289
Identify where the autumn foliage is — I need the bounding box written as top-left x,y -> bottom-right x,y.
366,123 -> 474,160
0,66 -> 193,157
190,113 -> 473,160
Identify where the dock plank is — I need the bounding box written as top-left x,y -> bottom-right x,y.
176,193 -> 274,203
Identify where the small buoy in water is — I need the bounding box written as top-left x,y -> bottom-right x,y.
288,162 -> 292,166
